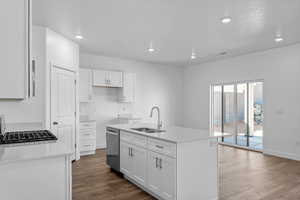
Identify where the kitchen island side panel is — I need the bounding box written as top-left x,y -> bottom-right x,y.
176,139 -> 218,200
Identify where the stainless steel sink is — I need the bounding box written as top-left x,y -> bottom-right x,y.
131,127 -> 166,133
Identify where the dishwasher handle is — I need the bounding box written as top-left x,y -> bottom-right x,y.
106,131 -> 119,136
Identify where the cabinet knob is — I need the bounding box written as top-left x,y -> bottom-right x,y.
53,121 -> 59,125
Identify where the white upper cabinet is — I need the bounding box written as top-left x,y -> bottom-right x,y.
120,73 -> 136,103
92,70 -> 123,88
109,71 -> 123,87
92,70 -> 107,86
79,69 -> 93,102
0,0 -> 30,99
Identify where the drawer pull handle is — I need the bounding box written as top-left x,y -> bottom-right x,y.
155,145 -> 164,149
83,145 -> 92,147
159,158 -> 162,169
83,133 -> 91,136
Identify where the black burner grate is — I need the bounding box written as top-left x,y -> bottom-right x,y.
0,130 -> 57,145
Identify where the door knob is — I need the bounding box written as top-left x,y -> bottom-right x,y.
53,121 -> 59,125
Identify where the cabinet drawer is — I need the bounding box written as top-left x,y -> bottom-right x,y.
120,131 -> 132,143
80,130 -> 96,140
80,122 -> 96,130
121,131 -> 147,148
80,139 -> 96,152
148,138 -> 176,158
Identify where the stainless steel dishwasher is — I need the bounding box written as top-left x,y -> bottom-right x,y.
106,127 -> 120,172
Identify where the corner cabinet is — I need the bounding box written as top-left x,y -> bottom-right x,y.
120,130 -> 218,200
92,70 -> 123,88
0,0 -> 31,99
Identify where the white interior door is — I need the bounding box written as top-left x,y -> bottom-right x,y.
51,66 -> 76,160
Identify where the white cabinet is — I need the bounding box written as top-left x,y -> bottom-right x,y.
159,154 -> 176,200
79,69 -> 93,102
120,142 -> 133,175
109,71 -> 123,87
0,0 -> 30,99
120,73 -> 136,102
119,130 -> 218,200
132,146 -> 147,186
92,70 -> 123,88
120,133 -> 147,187
147,151 -> 163,195
147,151 -> 176,200
120,131 -> 175,198
79,121 -> 96,156
120,142 -> 147,187
92,70 -> 107,86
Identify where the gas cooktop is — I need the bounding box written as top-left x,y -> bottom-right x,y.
0,130 -> 57,146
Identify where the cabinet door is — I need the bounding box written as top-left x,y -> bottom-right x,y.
147,151 -> 163,196
79,69 -> 92,102
160,155 -> 176,200
92,70 -> 108,87
120,73 -> 135,102
0,0 -> 29,99
120,142 -> 133,176
109,71 -> 123,87
132,146 -> 147,187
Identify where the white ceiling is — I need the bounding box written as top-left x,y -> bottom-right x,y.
33,0 -> 300,66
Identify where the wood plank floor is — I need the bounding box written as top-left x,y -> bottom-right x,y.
73,145 -> 300,200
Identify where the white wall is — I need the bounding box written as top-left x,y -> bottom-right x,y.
80,53 -> 184,148
183,44 -> 300,160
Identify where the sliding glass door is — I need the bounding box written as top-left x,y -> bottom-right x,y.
222,84 -> 236,145
211,81 -> 263,150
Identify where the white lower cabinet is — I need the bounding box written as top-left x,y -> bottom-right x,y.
120,142 -> 133,175
148,151 -> 176,200
120,130 -> 218,200
132,146 -> 147,186
79,121 -> 96,156
120,141 -> 147,187
120,131 -> 176,200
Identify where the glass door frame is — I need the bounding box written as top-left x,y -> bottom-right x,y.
210,79 -> 264,151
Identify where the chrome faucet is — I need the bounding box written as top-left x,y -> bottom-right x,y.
150,106 -> 162,129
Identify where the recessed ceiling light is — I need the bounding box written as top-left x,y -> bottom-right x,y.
148,47 -> 155,52
191,49 -> 196,60
191,54 -> 196,60
75,35 -> 83,40
274,36 -> 283,43
221,17 -> 232,24
148,42 -> 155,52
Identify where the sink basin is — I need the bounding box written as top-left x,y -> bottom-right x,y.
131,127 -> 166,133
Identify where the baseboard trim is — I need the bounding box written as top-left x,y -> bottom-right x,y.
96,144 -> 106,149
263,149 -> 300,161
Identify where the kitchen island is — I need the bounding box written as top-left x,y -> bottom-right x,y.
0,141 -> 72,200
107,124 -> 222,200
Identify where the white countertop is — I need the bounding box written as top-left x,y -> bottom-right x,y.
0,141 -> 72,164
107,123 -> 230,143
